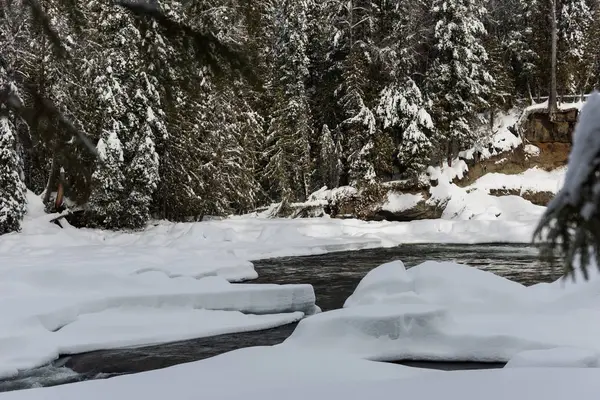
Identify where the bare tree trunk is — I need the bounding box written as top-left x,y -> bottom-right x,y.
548,0 -> 558,118
42,144 -> 59,205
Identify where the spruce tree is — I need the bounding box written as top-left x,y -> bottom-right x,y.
123,88 -> 160,229
558,0 -> 593,95
378,79 -> 434,181
87,127 -> 126,229
426,0 -> 493,164
265,0 -> 313,202
0,82 -> 27,235
319,124 -> 342,189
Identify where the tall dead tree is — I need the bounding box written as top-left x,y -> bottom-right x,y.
549,0 -> 558,118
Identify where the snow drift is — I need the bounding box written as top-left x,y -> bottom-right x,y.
283,260 -> 600,362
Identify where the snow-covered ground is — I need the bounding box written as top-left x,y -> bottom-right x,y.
0,194 -> 324,378
430,166 -> 566,221
2,259 -> 600,400
472,167 -> 566,196
2,362 -> 598,400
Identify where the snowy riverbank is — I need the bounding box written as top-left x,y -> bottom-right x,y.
2,259 -> 599,400
0,163 -> 565,378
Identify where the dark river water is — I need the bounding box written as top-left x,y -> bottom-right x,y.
0,243 -> 561,392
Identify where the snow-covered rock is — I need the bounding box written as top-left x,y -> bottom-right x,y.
381,193 -> 424,213
473,167 -> 566,196
525,144 -> 541,157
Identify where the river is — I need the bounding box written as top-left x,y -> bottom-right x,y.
0,243 -> 560,392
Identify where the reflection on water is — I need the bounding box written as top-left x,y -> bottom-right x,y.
0,243 -> 561,392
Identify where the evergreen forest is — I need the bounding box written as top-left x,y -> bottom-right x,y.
1,0 -> 599,232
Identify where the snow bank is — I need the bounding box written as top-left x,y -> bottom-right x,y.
283,260 -> 600,362
0,170 -> 565,378
216,369 -> 600,400
505,348 -> 600,368
0,193 -> 325,378
426,163 -> 565,221
472,167 -> 566,196
0,272 -> 313,378
420,107 -> 565,220
427,171 -> 552,222
2,359 -> 600,400
0,346 -> 435,400
307,186 -> 358,204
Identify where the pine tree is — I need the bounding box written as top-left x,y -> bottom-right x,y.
312,0 -> 381,187
339,80 -> 378,186
485,0 -> 538,100
0,82 -> 27,235
122,88 -> 160,229
199,89 -> 262,215
265,0 -> 313,202
378,79 -> 434,180
558,0 -> 593,95
87,126 -> 126,229
426,0 -> 493,164
319,124 -> 342,189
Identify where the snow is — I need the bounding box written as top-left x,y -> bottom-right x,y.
0,266 -> 313,378
524,99 -> 585,113
2,357 -> 600,400
382,193 -> 423,213
525,144 -> 541,157
305,186 -> 358,206
204,369 -> 600,400
426,158 -> 565,221
0,345 -> 438,400
0,193 -> 324,378
459,109 -> 522,162
344,261 -> 414,307
472,167 -> 566,196
427,159 -> 469,184
505,348 -> 600,368
0,159 -> 566,379
41,308 -> 304,355
282,260 -> 600,363
427,168 -> 558,222
486,109 -> 522,154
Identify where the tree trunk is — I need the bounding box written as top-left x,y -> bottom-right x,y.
42,145 -> 60,205
548,0 -> 558,118
527,82 -> 534,105
446,140 -> 454,167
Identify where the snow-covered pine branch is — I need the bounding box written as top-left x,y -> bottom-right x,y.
534,91 -> 600,279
